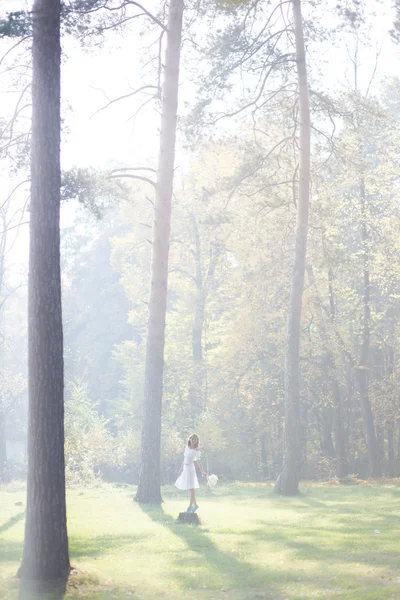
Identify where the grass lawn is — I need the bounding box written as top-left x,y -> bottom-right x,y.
1,481 -> 399,600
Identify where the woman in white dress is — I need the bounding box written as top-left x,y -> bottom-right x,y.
175,433 -> 207,512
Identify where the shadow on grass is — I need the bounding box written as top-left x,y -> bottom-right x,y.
266,486 -> 400,516
19,578 -> 67,600
0,538 -> 23,562
249,520 -> 399,570
139,503 -> 302,598
0,512 -> 25,534
69,532 -> 152,559
160,484 -> 274,502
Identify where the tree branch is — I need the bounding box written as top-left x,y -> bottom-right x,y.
0,179 -> 30,212
168,267 -> 197,284
126,0 -> 167,31
0,221 -> 29,235
107,173 -> 156,189
91,85 -> 159,118
0,36 -> 30,65
110,166 -> 156,174
214,55 -> 294,122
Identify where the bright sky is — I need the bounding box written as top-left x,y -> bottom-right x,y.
61,36 -> 159,170
0,0 -> 399,285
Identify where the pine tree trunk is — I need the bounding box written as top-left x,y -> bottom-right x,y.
0,409 -> 6,482
377,426 -> 385,470
321,406 -> 336,458
387,428 -> 394,476
274,0 -> 310,496
387,339 -> 395,477
136,0 -> 183,504
300,401 -> 309,474
260,433 -> 269,479
0,192 -> 8,483
348,386 -> 357,473
333,388 -> 348,479
328,271 -> 348,478
189,213 -> 206,418
19,0 -> 69,585
189,214 -> 220,422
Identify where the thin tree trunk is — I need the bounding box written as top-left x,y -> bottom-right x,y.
0,202 -> 8,483
348,384 -> 357,473
136,0 -> 183,504
328,269 -> 348,478
387,342 -> 395,477
0,409 -> 6,482
306,264 -> 348,477
260,432 -> 269,479
387,428 -> 394,476
321,406 -> 336,458
19,0 -> 69,585
189,214 -> 220,421
189,213 -> 206,418
274,0 -> 310,496
358,177 -> 381,477
376,426 -> 385,470
396,424 -> 400,476
301,401 -> 309,474
332,383 -> 348,479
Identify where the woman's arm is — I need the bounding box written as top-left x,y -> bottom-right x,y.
196,460 -> 207,478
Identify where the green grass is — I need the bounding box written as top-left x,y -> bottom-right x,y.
1,481 -> 400,599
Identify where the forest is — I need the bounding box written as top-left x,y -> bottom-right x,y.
1,0 -> 400,599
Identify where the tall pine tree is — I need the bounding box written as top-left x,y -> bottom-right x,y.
19,0 -> 70,587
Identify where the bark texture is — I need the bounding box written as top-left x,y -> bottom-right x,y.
136,0 -> 183,503
274,0 -> 310,496
328,270 -> 348,479
189,213 -> 220,421
0,409 -> 6,482
19,0 -> 69,582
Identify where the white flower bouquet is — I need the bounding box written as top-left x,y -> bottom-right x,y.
207,473 -> 218,487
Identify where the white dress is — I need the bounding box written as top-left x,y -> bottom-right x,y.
175,447 -> 201,490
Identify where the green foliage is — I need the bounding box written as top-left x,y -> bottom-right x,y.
2,0 -> 394,487
0,1 -> 151,44
61,167 -> 130,218
393,0 -> 400,42
0,372 -> 26,414
62,210 -> 132,419
0,12 -> 31,39
65,379 -> 115,484
59,69 -> 400,484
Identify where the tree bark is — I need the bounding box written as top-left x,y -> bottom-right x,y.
189,213 -> 206,418
136,0 -> 183,504
386,333 -> 395,477
189,213 -> 220,421
328,270 -> 348,478
332,385 -> 348,479
386,427 -> 394,476
274,0 -> 310,496
357,177 -> 381,477
260,433 -> 269,479
396,423 -> 400,476
19,0 -> 69,583
0,189 -> 9,483
0,409 -> 6,482
321,406 -> 336,458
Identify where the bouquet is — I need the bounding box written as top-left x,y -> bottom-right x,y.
207,473 -> 218,487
